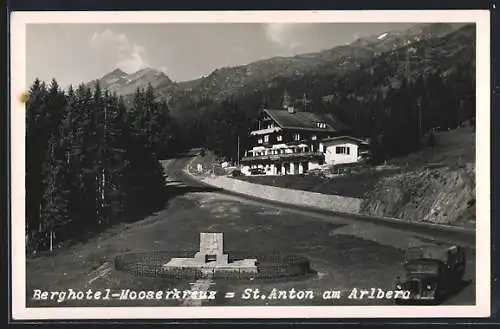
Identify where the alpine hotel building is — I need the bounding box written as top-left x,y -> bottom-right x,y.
240,94 -> 368,176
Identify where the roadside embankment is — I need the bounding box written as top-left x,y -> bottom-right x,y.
361,163 -> 475,228
358,127 -> 476,228
185,158 -> 475,231
202,175 -> 363,214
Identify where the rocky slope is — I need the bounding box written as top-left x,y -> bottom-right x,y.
360,127 -> 476,228
361,164 -> 475,228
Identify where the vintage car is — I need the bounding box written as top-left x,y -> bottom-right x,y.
249,168 -> 266,175
230,169 -> 244,177
394,244 -> 466,304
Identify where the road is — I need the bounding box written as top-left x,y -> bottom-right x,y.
25,156 -> 476,307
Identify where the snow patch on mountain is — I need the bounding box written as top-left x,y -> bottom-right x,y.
377,32 -> 388,40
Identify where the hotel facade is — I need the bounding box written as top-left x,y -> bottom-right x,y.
240,104 -> 368,176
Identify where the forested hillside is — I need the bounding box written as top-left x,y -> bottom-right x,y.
164,22 -> 461,107
26,80 -> 175,253
172,24 -> 475,162
86,23 -> 474,162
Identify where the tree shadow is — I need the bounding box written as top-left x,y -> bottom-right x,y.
439,278 -> 473,304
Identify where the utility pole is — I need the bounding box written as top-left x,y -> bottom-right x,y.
418,98 -> 422,139
237,136 -> 240,167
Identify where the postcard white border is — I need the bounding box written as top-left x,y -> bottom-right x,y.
10,10 -> 491,320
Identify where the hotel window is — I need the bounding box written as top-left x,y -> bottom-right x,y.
311,135 -> 317,141
294,133 -> 301,141
316,122 -> 327,129
264,135 -> 269,143
335,146 -> 350,155
277,135 -> 283,142
258,138 -> 263,144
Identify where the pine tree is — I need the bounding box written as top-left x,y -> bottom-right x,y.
101,91 -> 129,224
40,133 -> 72,250
143,84 -> 172,156
70,84 -> 98,232
37,81 -> 71,250
91,82 -> 106,226
26,78 -> 177,251
26,79 -> 48,246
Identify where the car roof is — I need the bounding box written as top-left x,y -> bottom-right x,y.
405,244 -> 459,262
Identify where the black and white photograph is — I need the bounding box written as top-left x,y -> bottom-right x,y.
10,10 -> 490,319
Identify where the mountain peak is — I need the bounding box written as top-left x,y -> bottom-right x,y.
111,68 -> 127,75
90,66 -> 174,96
102,68 -> 128,80
128,67 -> 172,85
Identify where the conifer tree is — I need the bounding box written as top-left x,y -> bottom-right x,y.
26,77 -> 177,252
26,79 -> 48,238
38,81 -> 71,249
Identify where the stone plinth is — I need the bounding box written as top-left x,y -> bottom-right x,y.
162,233 -> 258,274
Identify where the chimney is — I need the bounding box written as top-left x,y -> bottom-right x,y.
287,106 -> 295,114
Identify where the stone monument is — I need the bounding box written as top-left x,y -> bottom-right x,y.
194,233 -> 229,265
163,233 -> 257,275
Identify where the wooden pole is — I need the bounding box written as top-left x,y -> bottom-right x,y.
237,136 -> 240,167
419,100 -> 422,139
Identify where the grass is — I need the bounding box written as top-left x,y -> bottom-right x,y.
236,169 -> 400,199
388,127 -> 475,169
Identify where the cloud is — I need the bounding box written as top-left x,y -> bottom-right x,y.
159,66 -> 169,74
90,29 -> 149,73
264,23 -> 303,51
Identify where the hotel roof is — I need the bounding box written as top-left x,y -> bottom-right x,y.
263,108 -> 351,133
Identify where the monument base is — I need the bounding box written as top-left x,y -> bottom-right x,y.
163,258 -> 258,274
161,232 -> 258,275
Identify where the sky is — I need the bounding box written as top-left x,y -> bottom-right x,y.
26,23 -> 417,87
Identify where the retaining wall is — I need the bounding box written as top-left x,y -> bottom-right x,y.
202,176 -> 362,214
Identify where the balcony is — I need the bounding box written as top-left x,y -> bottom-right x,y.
249,127 -> 281,136
241,151 -> 324,164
